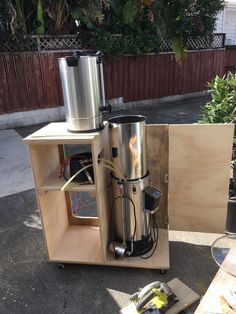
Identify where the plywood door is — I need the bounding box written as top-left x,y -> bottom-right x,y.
146,124 -> 169,229
168,124 -> 234,233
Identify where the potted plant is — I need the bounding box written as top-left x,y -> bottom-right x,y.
199,72 -> 236,234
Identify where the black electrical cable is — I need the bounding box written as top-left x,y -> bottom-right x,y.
63,162 -> 69,181
122,194 -> 137,241
140,215 -> 159,259
109,196 -> 121,245
109,193 -> 137,254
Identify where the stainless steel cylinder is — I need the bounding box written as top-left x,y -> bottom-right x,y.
58,51 -> 104,132
111,174 -> 150,242
109,115 -> 146,180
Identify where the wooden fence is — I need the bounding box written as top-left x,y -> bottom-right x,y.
0,48 -> 234,115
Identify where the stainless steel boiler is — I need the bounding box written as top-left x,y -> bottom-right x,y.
58,50 -> 110,132
108,115 -> 161,258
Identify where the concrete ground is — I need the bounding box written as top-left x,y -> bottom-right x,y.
0,95 -> 222,314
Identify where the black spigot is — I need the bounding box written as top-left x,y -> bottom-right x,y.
101,100 -> 112,113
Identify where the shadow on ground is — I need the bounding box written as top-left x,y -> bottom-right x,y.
0,188 -> 218,314
0,95 -> 216,313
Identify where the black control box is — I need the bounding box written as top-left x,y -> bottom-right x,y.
144,187 -> 161,213
70,153 -> 94,184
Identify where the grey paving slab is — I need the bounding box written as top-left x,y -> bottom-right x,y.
0,129 -> 34,197
0,190 -> 218,314
0,95 -> 219,314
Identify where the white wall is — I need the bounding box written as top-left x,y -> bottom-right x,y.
215,10 -> 224,33
215,1 -> 236,45
224,9 -> 236,44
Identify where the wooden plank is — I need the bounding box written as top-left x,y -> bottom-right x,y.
92,124 -> 112,261
112,56 -> 123,98
149,55 -> 156,99
138,55 -> 145,100
117,56 -> 124,98
26,122 -> 169,268
13,54 -> 29,110
32,53 -> 46,108
129,56 -> 136,101
186,52 -> 193,93
104,55 -> 113,99
121,277 -> 200,314
123,56 -> 130,101
39,52 -> 55,108
168,124 -> 234,233
195,247 -> 236,314
146,124 -> 169,229
195,51 -> 201,91
144,55 -> 150,99
182,54 -> 188,94
38,172 -> 96,192
158,54 -> 166,97
174,57 -> 182,96
51,52 -> 63,107
106,228 -> 169,269
23,122 -> 98,144
134,56 -> 139,101
4,54 -> 21,112
168,53 -> 175,96
28,144 -> 61,188
165,54 -> 172,96
0,55 -> 11,114
37,190 -> 69,259
191,52 -> 197,93
50,225 -> 104,263
23,53 -> 38,109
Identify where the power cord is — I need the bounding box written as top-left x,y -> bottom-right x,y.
140,215 -> 159,259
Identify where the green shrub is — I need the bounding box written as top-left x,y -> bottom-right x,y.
199,72 -> 236,168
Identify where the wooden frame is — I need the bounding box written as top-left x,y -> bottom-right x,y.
24,122 -> 234,269
24,122 -> 169,269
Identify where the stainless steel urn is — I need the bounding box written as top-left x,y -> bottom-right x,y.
58,51 -> 105,132
108,115 -> 160,258
109,115 -> 147,180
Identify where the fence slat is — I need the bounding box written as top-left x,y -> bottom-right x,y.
13,54 -> 29,110
4,54 -> 21,112
0,48 -> 232,114
23,54 -> 38,109
0,56 -> 11,114
32,53 -> 46,108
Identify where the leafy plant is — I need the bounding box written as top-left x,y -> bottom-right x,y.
35,0 -> 45,35
199,72 -> 236,173
0,0 -> 226,56
199,73 -> 236,124
71,0 -> 104,29
160,0 -> 225,62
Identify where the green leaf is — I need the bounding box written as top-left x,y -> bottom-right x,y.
35,0 -> 45,35
170,35 -> 186,63
109,0 -> 123,17
122,0 -> 137,25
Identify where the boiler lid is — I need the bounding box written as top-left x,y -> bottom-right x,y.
74,50 -> 102,57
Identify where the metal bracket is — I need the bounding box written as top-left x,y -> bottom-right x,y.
164,173 -> 169,183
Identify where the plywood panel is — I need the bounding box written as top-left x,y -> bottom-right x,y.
107,229 -> 169,269
24,122 -> 98,145
169,124 -> 234,233
28,144 -> 60,188
38,190 -> 69,258
50,225 -> 104,263
195,247 -> 236,313
121,277 -> 200,314
92,124 -> 111,260
146,124 -> 169,229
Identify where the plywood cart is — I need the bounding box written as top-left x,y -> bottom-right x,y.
24,122 -> 234,270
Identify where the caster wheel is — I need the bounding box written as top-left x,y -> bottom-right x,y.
57,263 -> 65,269
160,269 -> 167,275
